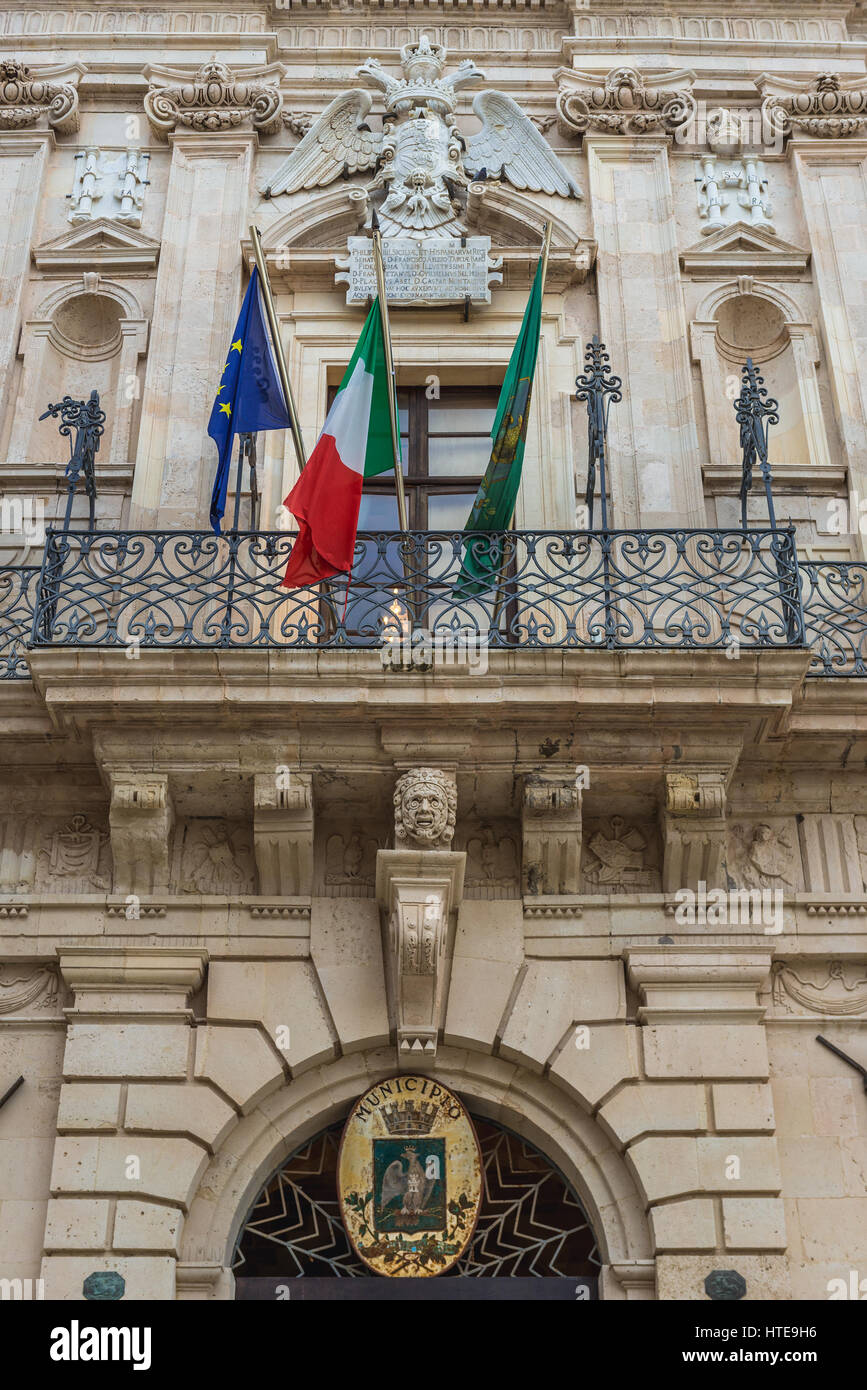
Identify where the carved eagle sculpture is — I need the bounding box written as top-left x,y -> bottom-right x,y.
262,37 -> 581,233
380,1145 -> 435,1219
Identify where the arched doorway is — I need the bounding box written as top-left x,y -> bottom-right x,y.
232,1112 -> 602,1297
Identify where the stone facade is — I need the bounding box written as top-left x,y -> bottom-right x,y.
1,0 -> 867,1303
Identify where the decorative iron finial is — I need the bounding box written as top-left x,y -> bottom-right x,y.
574,335 -> 622,530
734,358 -> 779,532
39,390 -> 105,532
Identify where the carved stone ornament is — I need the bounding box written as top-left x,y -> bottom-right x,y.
663,770 -> 728,893
0,964 -> 59,1016
324,829 -> 381,894
0,58 -> 80,134
264,34 -> 581,239
179,820 -> 256,895
144,60 -> 285,141
253,770 -> 313,897
522,772 -> 582,896
393,767 -> 456,850
376,847 -> 466,1063
556,66 -> 697,139
582,816 -> 661,894
726,822 -> 800,892
108,773 -> 174,896
771,960 -> 867,1017
760,73 -> 867,140
40,814 -> 109,891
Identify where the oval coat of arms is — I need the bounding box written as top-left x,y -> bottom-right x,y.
337,1075 -> 482,1277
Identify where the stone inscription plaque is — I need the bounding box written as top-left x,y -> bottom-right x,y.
336,236 -> 501,306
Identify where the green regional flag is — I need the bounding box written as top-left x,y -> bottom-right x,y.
456,253 -> 544,595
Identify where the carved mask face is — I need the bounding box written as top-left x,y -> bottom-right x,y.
401,783 -> 448,841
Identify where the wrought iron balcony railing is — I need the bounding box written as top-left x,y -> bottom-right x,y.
800,561 -> 867,678
0,565 -> 39,679
4,524 -> 804,661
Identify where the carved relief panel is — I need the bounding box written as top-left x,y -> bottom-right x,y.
581,816 -> 661,894
456,821 -> 520,900
725,819 -> 804,893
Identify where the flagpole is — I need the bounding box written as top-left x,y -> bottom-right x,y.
492,220 -> 553,630
249,224 -> 307,475
370,208 -> 409,534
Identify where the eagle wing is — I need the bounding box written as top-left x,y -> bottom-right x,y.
467,91 -> 582,199
380,1159 -> 406,1208
263,90 -> 380,196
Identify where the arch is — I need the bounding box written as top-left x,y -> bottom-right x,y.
34,275 -> 146,328
694,278 -> 809,333
178,1047 -> 653,1295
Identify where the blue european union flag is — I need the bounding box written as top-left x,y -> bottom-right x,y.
207,265 -> 291,533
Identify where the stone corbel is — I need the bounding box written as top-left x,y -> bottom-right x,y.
376,849 -> 465,1063
522,771 -> 582,896
0,58 -> 83,134
662,768 -> 728,893
108,772 -> 174,896
143,60 -> 286,141
253,770 -> 313,897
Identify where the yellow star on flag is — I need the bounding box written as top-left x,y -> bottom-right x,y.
219,403 -> 231,417
230,339 -> 243,354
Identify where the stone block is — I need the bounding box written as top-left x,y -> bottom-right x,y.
310,898 -> 389,1051
712,1083 -> 775,1134
41,1254 -> 176,1301
44,1198 -> 110,1251
193,1025 -> 284,1111
57,1084 -> 122,1132
642,1024 -> 768,1080
124,1083 -> 236,1150
722,1197 -> 787,1250
50,1136 -> 208,1208
627,1137 -> 700,1203
499,960 -> 625,1070
549,1023 -> 638,1110
63,1023 -> 190,1080
650,1199 -> 717,1251
696,1138 -> 781,1192
600,1083 -> 708,1145
655,1254 -> 792,1300
206,961 -> 336,1073
114,1201 -> 182,1253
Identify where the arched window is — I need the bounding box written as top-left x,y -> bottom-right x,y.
233,1113 -> 602,1290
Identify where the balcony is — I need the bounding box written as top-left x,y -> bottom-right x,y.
0,523 -> 863,679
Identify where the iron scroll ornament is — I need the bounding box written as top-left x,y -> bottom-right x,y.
574,334 -> 622,532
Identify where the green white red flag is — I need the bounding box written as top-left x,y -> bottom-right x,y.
281,297 -> 394,588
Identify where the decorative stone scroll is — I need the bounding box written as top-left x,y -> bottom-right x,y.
0,57 -> 80,134
253,770 -> 313,897
760,73 -> 867,141
108,773 -> 174,896
556,66 -> 696,139
663,769 -> 728,893
335,235 -> 502,306
0,964 -> 59,1016
144,60 -> 285,141
521,772 -> 582,896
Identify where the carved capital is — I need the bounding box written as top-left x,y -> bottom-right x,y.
253,770 -> 313,897
0,58 -> 81,134
376,848 -> 465,1063
521,771 -> 582,896
108,773 -> 174,896
556,66 -> 696,138
662,769 -> 728,892
393,767 -> 456,851
760,73 -> 867,141
144,60 -> 285,141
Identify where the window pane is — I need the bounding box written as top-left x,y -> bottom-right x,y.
429,403 -> 496,434
397,393 -> 409,434
429,436 -> 490,477
359,492 -> 400,530
427,492 -> 479,531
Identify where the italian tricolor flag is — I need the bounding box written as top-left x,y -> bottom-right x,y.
281,297 -> 395,588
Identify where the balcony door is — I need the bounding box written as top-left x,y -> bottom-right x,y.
324,384 -> 497,533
